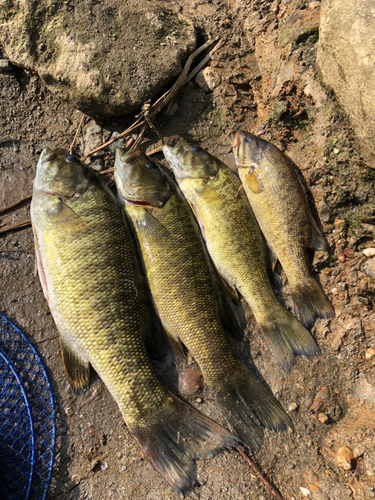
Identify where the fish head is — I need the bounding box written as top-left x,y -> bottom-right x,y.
114,148 -> 170,208
34,148 -> 89,198
232,131 -> 266,168
163,139 -> 219,181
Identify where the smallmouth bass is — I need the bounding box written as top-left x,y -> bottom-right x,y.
232,132 -> 335,328
30,148 -> 238,495
163,140 -> 320,373
114,148 -> 292,452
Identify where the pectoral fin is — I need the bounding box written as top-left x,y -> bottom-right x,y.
243,168 -> 264,194
136,210 -> 170,240
59,332 -> 90,393
48,199 -> 87,235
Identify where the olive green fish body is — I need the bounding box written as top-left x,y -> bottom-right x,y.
125,183 -> 240,387
31,149 -> 238,495
233,132 -> 334,328
115,149 -> 293,452
179,164 -> 282,321
164,140 -> 320,373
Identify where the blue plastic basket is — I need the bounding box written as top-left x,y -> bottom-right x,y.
0,313 -> 56,500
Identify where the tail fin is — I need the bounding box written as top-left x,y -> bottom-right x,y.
129,395 -> 238,496
214,362 -> 292,452
260,310 -> 321,373
290,278 -> 335,329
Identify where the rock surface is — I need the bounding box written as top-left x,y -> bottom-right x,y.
0,0 -> 196,117
317,0 -> 375,166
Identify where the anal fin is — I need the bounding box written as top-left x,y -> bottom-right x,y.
59,332 -> 90,393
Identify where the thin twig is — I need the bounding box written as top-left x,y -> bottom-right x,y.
236,446 -> 284,500
145,145 -> 163,156
0,219 -> 32,235
69,113 -> 86,153
130,123 -> 148,151
79,118 -> 145,162
0,195 -> 32,216
183,38 -> 225,86
148,36 -> 220,118
145,114 -> 164,145
33,336 -> 59,344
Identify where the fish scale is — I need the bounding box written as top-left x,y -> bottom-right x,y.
33,174 -> 162,422
31,148 -> 239,496
232,132 -> 335,329
163,139 -> 321,374
125,180 -> 239,387
115,148 -> 293,455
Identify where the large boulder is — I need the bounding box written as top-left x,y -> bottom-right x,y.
317,0 -> 375,166
0,0 -> 196,117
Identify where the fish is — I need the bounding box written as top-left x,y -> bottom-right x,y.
163,139 -> 320,374
232,132 -> 335,328
114,147 -> 293,452
30,148 -> 239,496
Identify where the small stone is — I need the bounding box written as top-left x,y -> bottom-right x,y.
337,253 -> 346,262
196,398 -> 202,403
362,248 -> 375,257
353,445 -> 365,459
310,386 -> 330,413
121,465 -> 127,471
364,450 -> 375,476
364,258 -> 375,281
165,101 -> 179,116
179,368 -> 203,395
363,248 -> 375,257
309,1 -> 320,8
300,487 -> 311,497
0,59 -> 12,72
318,413 -> 329,423
195,67 -> 221,92
365,347 -> 375,359
336,446 -> 355,470
288,402 -> 298,411
337,282 -> 347,292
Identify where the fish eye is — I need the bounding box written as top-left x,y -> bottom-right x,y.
146,161 -> 157,170
192,146 -> 202,153
66,154 -> 76,162
244,136 -> 251,143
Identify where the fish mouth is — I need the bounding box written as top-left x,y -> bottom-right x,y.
232,132 -> 242,149
117,148 -> 141,166
41,148 -> 58,162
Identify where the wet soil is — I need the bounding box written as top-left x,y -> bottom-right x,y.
1,0 -> 375,499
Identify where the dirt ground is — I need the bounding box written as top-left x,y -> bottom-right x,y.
1,0 -> 375,499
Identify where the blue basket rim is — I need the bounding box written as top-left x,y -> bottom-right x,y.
0,313 -> 56,500
0,349 -> 35,499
